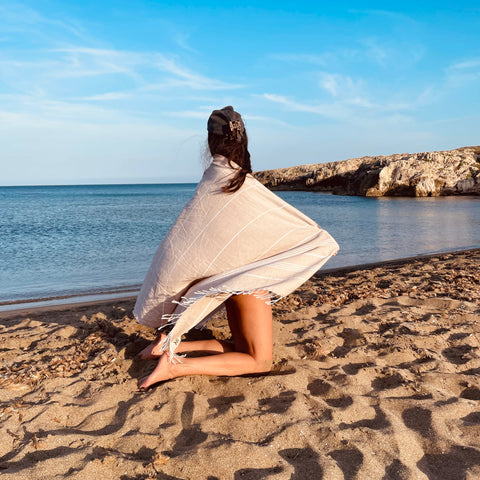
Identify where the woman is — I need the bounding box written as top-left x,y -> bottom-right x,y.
134,106 -> 339,390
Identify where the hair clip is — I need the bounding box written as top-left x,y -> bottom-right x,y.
228,120 -> 244,142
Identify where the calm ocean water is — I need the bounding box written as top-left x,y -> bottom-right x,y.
1,184 -> 479,306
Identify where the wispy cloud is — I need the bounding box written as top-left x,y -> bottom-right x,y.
51,47 -> 143,80
449,58 -> 480,70
272,39 -> 424,70
348,9 -> 417,23
0,97 -> 129,126
445,57 -> 480,86
167,109 -> 214,119
243,114 -> 290,126
55,47 -> 244,90
261,88 -> 418,121
358,38 -> 389,66
354,37 -> 423,68
261,94 -> 349,119
0,3 -> 90,43
271,50 -> 362,68
0,1 -> 244,133
0,45 -> 244,93
174,32 -> 198,53
81,92 -> 132,101
270,53 -> 329,66
0,42 -> 245,130
20,96 -> 135,123
318,72 -> 360,98
150,55 -> 244,90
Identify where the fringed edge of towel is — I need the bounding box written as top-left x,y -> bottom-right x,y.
153,332 -> 188,364
171,286 -> 282,309
150,324 -> 185,364
157,286 -> 282,363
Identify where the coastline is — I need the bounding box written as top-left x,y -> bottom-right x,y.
1,246 -> 479,318
1,247 -> 479,478
253,145 -> 480,196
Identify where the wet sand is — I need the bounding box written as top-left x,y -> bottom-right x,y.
1,249 -> 479,479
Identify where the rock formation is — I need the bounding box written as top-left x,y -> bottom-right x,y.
254,146 -> 480,197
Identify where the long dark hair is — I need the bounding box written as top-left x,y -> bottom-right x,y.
208,132 -> 252,193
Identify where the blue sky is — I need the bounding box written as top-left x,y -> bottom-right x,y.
1,1 -> 479,185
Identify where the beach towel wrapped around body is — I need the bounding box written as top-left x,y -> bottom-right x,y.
133,155 -> 339,356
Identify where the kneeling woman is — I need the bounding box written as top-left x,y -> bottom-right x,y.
134,106 -> 339,390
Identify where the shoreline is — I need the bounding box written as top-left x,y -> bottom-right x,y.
0,290 -> 140,315
320,245 -> 480,274
1,246 -> 479,319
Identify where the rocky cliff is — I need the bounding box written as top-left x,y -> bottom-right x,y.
254,146 -> 480,196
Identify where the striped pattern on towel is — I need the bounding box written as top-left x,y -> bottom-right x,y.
133,155 -> 339,356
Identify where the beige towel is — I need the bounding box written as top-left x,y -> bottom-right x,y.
133,155 -> 339,355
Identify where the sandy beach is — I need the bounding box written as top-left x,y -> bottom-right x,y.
1,249 -> 479,479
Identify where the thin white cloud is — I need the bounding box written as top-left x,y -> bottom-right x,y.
0,3 -> 89,42
167,109 -> 213,119
261,89 -> 418,121
81,92 -> 131,101
152,55 -> 244,90
271,50 -> 361,67
317,72 -> 380,109
270,53 -> 329,66
261,94 -> 348,119
0,93 -> 140,124
272,38 -> 424,71
1,2 -> 243,93
0,44 -> 244,106
47,47 -> 243,90
449,58 -> 480,70
174,32 -> 198,53
0,48 -> 143,89
344,97 -> 376,108
243,114 -> 290,127
359,38 -> 389,66
261,70 -> 377,118
318,72 -> 359,98
445,58 -> 480,87
319,73 -> 339,97
348,9 -> 417,23
360,37 -> 426,67
52,47 -> 144,80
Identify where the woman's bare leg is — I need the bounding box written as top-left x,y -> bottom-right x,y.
138,333 -> 234,359
137,291 -> 273,390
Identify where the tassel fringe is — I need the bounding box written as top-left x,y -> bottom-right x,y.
157,287 -> 283,360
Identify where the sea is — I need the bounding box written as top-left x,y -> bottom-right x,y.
1,184 -> 479,310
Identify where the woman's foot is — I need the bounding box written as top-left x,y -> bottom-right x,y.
137,353 -> 175,390
137,333 -> 168,359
